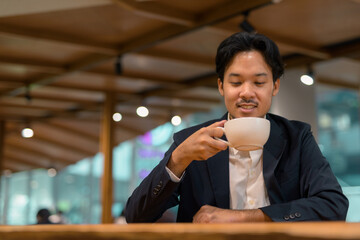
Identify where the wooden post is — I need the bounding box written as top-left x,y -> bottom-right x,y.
100,92 -> 115,223
0,121 -> 4,176
0,120 -> 4,224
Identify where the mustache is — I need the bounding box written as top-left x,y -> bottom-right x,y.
236,99 -> 258,106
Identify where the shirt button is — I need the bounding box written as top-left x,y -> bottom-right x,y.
248,199 -> 255,205
289,213 -> 295,219
295,212 -> 301,218
284,215 -> 290,221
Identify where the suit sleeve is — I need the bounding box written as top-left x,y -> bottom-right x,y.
125,142 -> 181,223
260,127 -> 349,221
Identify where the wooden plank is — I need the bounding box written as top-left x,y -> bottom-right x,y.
0,121 -> 4,175
100,92 -> 115,223
317,77 -> 359,90
114,0 -> 195,26
0,223 -> 359,240
5,142 -> 75,166
0,0 -> 112,17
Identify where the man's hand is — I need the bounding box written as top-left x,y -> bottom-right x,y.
193,205 -> 272,223
167,120 -> 228,177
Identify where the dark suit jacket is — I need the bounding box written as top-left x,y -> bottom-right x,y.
125,113 -> 348,222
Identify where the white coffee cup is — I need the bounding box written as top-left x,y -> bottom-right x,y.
216,117 -> 270,151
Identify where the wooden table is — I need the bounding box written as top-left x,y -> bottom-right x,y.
0,222 -> 360,240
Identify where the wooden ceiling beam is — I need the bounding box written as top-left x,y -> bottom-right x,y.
0,0 -> 112,18
32,131 -> 97,157
19,93 -> 102,105
88,71 -> 184,89
5,145 -> 63,168
208,25 -> 331,60
317,77 -> 359,90
0,25 -> 118,55
0,56 -> 65,74
135,49 -> 214,68
34,134 -> 95,157
47,121 -> 99,142
113,0 -> 195,26
326,37 -> 360,60
49,81 -> 135,94
3,0 -> 272,98
3,154 -> 45,169
6,141 -> 77,165
0,100 -> 73,112
2,161 -> 31,172
283,38 -> 360,68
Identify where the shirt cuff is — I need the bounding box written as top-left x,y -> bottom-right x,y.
165,166 -> 184,182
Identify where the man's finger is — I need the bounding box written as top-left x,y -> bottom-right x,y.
208,120 -> 227,128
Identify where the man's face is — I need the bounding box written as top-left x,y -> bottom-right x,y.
218,50 -> 280,119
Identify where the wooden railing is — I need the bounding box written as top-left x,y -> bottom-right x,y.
0,222 -> 360,240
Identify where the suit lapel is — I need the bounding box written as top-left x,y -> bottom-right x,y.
206,113 -> 230,209
207,149 -> 230,209
263,114 -> 287,203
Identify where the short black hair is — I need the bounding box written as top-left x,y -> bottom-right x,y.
37,208 -> 51,219
215,32 -> 284,82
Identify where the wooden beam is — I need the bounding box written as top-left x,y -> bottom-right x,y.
317,77 -> 359,90
0,56 -> 65,74
327,37 -> 360,59
100,92 -> 115,223
113,0 -> 195,26
136,49 -> 214,67
32,132 -> 96,156
6,142 -> 75,165
47,121 -> 99,142
269,34 -> 331,60
5,145 -> 65,169
0,25 -> 117,55
2,161 -> 31,172
208,25 -> 331,60
0,121 -> 4,175
3,155 -> 44,169
0,0 -> 112,17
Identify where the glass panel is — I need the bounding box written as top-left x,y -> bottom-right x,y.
316,84 -> 360,186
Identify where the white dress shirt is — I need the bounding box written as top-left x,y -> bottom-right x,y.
229,147 -> 270,209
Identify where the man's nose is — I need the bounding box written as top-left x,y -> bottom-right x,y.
239,82 -> 255,98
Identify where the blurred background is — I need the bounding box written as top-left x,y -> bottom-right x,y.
0,0 -> 359,224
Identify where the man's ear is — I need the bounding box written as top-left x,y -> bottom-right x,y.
272,78 -> 280,96
218,78 -> 224,96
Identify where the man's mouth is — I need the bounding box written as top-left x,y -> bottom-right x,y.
240,105 -> 256,109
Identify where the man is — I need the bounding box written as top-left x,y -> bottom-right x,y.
125,32 -> 348,223
36,208 -> 53,224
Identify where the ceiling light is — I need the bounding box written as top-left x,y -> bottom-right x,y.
21,127 -> 34,138
112,112 -> 122,122
171,115 -> 182,126
136,106 -> 149,117
300,75 -> 314,85
300,66 -> 314,86
47,168 -> 57,177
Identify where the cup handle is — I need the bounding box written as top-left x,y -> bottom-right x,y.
214,127 -> 230,146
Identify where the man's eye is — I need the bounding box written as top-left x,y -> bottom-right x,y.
231,82 -> 242,85
255,82 -> 265,85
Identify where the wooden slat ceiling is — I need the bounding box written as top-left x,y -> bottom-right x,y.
0,0 -> 359,173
